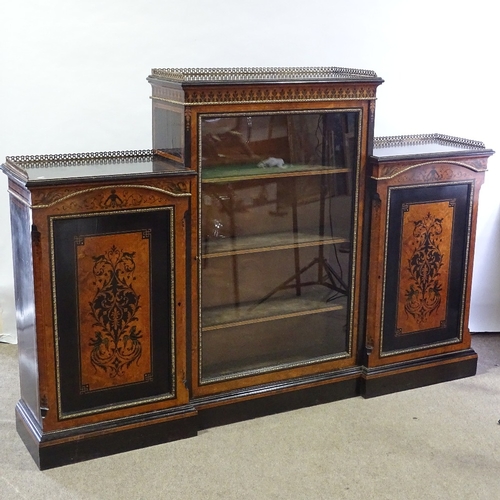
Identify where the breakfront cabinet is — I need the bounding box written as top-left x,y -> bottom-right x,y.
2,68 -> 494,469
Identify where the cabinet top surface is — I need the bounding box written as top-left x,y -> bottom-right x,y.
1,150 -> 194,185
148,66 -> 383,85
372,134 -> 494,160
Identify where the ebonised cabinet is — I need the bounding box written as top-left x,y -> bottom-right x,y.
363,134 -> 494,396
146,67 -> 382,421
2,151 -> 197,468
1,68 -> 494,468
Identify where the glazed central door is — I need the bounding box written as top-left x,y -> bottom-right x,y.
196,109 -> 362,390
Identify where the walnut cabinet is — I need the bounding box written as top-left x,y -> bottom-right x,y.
3,152 -> 197,468
1,68 -> 494,468
363,134 -> 494,396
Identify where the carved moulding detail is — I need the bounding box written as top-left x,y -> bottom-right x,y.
31,182 -> 191,211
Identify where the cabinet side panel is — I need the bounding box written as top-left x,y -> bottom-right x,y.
9,195 -> 40,423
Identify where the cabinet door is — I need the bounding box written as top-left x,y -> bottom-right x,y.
196,109 -> 364,391
29,180 -> 193,430
366,156 -> 486,368
50,207 -> 179,418
381,182 -> 472,355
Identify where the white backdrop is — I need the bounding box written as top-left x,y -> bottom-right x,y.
1,0 -> 498,342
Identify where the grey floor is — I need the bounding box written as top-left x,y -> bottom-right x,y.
1,335 -> 499,500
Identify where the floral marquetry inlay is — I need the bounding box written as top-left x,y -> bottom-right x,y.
77,233 -> 152,391
374,160 -> 488,182
396,201 -> 453,335
32,182 -> 191,212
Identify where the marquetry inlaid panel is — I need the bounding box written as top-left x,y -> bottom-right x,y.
396,201 -> 453,335
373,159 -> 488,182
182,84 -> 377,105
51,207 -> 176,418
380,182 -> 473,356
76,232 -> 152,392
31,181 -> 191,212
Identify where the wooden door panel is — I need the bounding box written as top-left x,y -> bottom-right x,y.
381,182 -> 472,355
51,207 -> 176,418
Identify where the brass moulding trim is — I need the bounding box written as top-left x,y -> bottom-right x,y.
372,161 -> 485,181
379,338 -> 462,358
200,352 -> 351,385
57,394 -> 178,421
17,400 -> 196,442
348,111 -> 364,357
150,96 -> 186,105
6,150 -> 154,170
197,108 -> 364,383
150,66 -> 379,82
374,133 -> 486,150
50,206 -> 177,420
378,180 -> 475,358
32,184 -> 191,209
202,168 -> 347,184
203,237 -> 348,259
7,188 -> 31,207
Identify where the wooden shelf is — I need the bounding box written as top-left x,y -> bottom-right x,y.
201,164 -> 349,183
202,285 -> 344,331
203,232 -> 348,258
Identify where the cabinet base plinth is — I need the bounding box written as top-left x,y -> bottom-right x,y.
361,349 -> 478,398
15,401 -> 198,470
195,369 -> 361,429
15,354 -> 480,468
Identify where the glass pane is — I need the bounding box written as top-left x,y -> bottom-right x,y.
200,111 -> 359,381
153,104 -> 184,163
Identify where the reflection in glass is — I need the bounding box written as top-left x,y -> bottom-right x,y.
199,111 -> 359,381
153,106 -> 184,163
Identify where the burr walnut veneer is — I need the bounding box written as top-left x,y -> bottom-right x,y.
363,134 -> 494,396
2,152 -> 197,468
1,68 -> 494,468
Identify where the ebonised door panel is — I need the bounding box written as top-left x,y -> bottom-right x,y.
51,208 -> 177,418
381,182 -> 472,356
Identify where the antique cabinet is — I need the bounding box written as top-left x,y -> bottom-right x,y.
363,134 -> 495,396
1,151 -> 197,468
3,68 -> 495,469
147,67 -> 383,425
